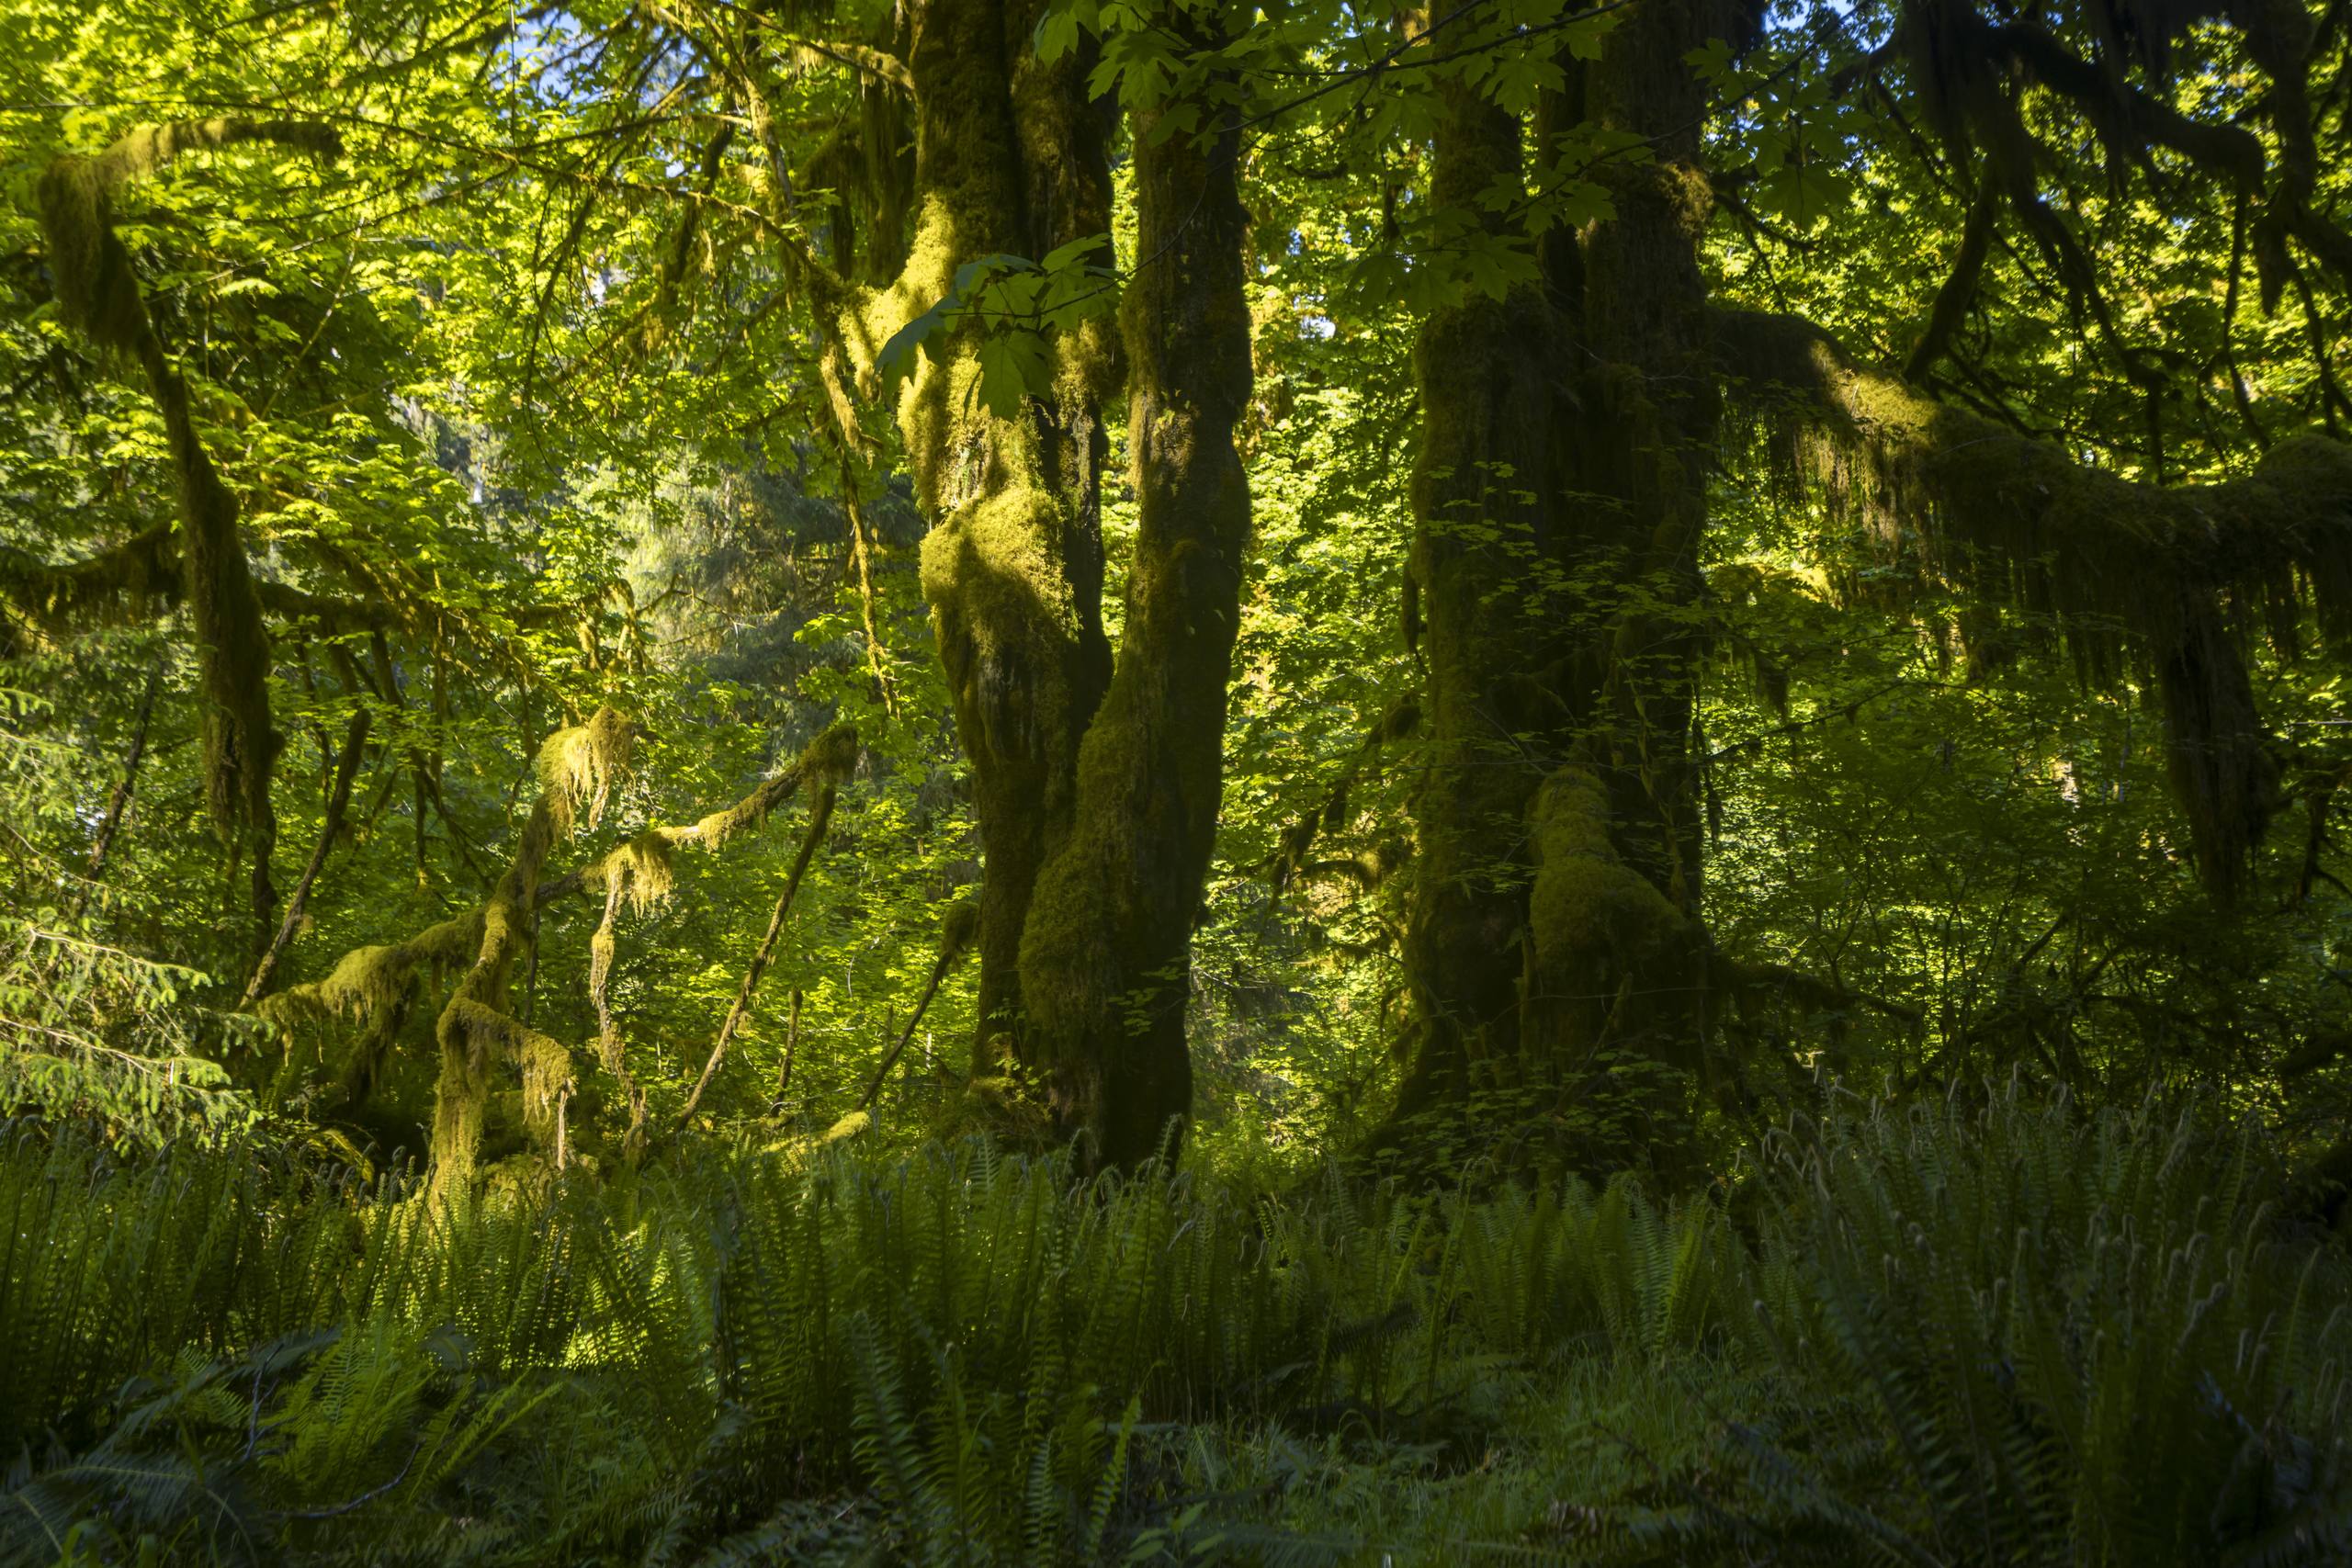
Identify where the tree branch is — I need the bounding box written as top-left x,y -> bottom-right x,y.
1715,305 -> 2352,891
1902,180 -> 1997,385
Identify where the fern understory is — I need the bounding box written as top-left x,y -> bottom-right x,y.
4,1088 -> 2348,1566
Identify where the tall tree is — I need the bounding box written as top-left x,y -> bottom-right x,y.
1374,0 -> 2352,1176
838,0 -> 1254,1164
1018,4 -> 1253,1165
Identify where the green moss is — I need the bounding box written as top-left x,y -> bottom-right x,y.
1525,769 -> 1687,972
31,121 -> 342,925
537,708 -> 636,836
921,483 -> 1087,754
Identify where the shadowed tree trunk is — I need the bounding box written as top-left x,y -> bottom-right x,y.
1384,0 -> 1724,1180
1020,34 -> 1252,1167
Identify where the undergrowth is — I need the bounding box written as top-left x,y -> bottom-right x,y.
3,1086 -> 2346,1565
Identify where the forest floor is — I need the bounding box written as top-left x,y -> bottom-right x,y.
6,1088 -> 2349,1565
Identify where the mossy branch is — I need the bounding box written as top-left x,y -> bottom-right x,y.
39,119 -> 342,357
37,118 -> 338,938
242,707 -> 369,1008
856,901 -> 981,1112
1902,182 -> 1997,385
264,719 -> 859,1178
1263,696 -> 1419,895
674,730 -> 861,1130
1714,306 -> 2352,891
0,525 -> 177,644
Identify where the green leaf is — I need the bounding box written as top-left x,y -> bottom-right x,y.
875,292 -> 960,394
974,331 -> 1053,417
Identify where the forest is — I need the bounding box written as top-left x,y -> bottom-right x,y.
3,0 -> 2352,1559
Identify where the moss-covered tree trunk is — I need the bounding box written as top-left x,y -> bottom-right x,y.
1386,79 -> 1562,1132
865,0 -> 1252,1163
1020,51 -> 1252,1168
874,0 -> 1118,1074
1385,0 -> 1719,1179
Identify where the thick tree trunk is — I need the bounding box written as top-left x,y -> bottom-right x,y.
865,0 -> 1251,1164
881,0 -> 1117,1077
1020,59 -> 1252,1168
1387,81 -> 1561,1130
1384,0 -> 1719,1179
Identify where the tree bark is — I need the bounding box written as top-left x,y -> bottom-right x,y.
1018,43 -> 1253,1168
874,0 -> 1117,1077
1382,0 -> 1722,1180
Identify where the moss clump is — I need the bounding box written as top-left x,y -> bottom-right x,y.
1525,769 -> 1687,973
261,909 -> 481,1030
586,831 -> 676,915
537,708 -> 636,836
922,484 -> 1090,760
515,1030 -> 574,1138
939,898 -> 982,964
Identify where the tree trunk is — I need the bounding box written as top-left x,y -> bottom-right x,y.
1384,0 -> 1720,1180
1019,49 -> 1252,1168
881,0 -> 1117,1077
869,0 -> 1250,1165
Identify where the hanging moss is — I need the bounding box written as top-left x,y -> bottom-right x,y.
1716,307 -> 2352,890
418,710 -> 633,1193
537,708 -> 637,836
273,711 -> 864,1188
35,118 -> 336,938
0,525 -> 178,645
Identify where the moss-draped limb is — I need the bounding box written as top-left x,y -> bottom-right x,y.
857,901 -> 982,1111
1896,2 -> 2352,303
424,710 -> 635,1193
263,720 -> 857,1170
1713,305 -> 2352,889
1902,180 -> 1999,385
1016,58 -> 1253,1169
0,531 -> 572,655
0,525 -> 177,645
36,120 -> 338,944
583,846 -> 662,1158
1264,697 -> 1419,895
